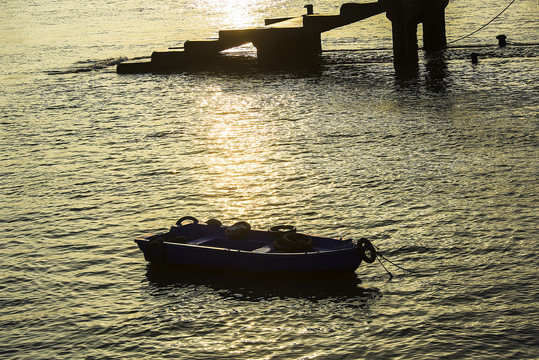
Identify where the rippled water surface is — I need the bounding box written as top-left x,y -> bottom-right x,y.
1,0 -> 538,359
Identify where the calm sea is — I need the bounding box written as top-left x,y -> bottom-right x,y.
1,0 -> 538,359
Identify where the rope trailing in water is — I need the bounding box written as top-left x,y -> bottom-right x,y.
377,255 -> 393,279
375,246 -> 416,278
447,0 -> 518,45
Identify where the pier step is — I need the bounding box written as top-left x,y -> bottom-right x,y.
117,2 -> 386,73
184,38 -> 231,55
117,60 -> 152,74
184,32 -> 254,55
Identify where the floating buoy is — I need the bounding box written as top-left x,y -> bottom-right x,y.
471,52 -> 479,64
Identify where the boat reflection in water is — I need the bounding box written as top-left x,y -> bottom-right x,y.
145,263 -> 382,304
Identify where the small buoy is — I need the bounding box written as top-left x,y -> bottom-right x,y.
496,34 -> 507,47
471,52 -> 479,64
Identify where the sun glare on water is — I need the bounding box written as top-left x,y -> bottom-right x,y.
195,0 -> 268,29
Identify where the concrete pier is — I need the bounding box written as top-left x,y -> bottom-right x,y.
385,0 -> 449,71
117,1 -> 450,73
117,2 -> 386,73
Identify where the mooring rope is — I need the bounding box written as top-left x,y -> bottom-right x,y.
377,255 -> 394,279
447,0 -> 518,45
375,246 -> 416,278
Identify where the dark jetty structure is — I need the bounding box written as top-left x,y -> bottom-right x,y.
117,0 -> 449,74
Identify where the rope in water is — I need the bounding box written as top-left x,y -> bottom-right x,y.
374,246 -> 416,279
377,255 -> 394,279
447,0 -> 518,44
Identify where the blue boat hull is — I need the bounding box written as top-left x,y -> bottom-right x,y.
134,222 -> 365,273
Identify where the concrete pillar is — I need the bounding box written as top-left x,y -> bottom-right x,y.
385,0 -> 449,70
422,1 -> 448,51
385,0 -> 420,69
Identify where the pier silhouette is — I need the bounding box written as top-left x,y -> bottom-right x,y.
117,0 -> 449,74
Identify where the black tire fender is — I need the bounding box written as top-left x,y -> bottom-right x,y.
269,225 -> 297,238
357,238 -> 376,263
225,221 -> 251,239
274,232 -> 312,252
176,216 -> 199,226
206,218 -> 222,227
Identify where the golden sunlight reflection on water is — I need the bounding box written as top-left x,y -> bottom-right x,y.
201,105 -> 277,217
196,0 -> 267,29
188,84 -> 312,223
1,0 -> 538,358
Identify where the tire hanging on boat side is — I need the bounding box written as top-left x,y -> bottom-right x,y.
225,221 -> 251,239
357,238 -> 376,263
176,216 -> 199,226
268,225 -> 296,239
145,238 -> 166,265
274,232 -> 312,252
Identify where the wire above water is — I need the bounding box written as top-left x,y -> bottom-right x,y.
447,0 -> 518,44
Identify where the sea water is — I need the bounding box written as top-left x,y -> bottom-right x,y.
1,0 -> 538,358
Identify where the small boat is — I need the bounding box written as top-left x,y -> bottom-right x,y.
134,216 -> 377,274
